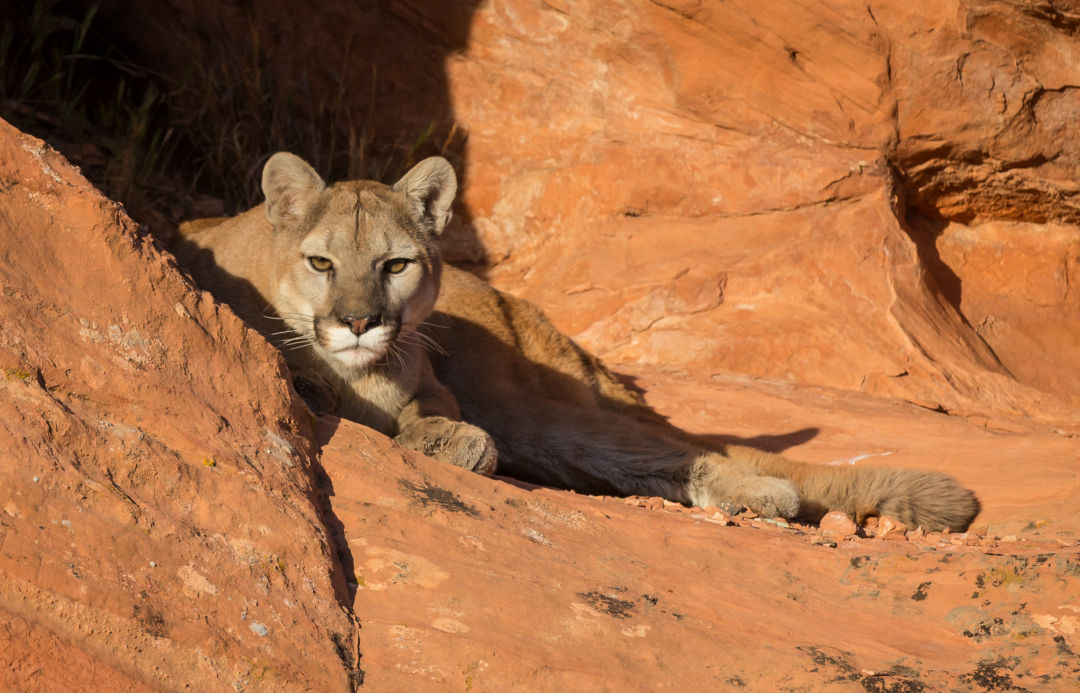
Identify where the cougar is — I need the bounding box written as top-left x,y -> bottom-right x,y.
174,153 -> 980,531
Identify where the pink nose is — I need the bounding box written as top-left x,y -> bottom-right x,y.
341,314 -> 380,335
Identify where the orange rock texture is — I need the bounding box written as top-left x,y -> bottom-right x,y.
3,0 -> 1080,690
445,0 -> 1080,419
0,120 -> 361,690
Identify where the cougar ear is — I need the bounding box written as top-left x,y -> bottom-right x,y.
393,157 -> 457,236
261,152 -> 326,230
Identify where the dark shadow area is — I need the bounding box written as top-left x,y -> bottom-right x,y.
425,306 -> 823,496
887,162 -> 965,314
887,162 -> 1011,371
901,206 -> 964,315
308,415 -> 359,606
307,415 -> 366,687
694,427 -> 821,454
3,0 -> 488,266
608,369 -> 818,454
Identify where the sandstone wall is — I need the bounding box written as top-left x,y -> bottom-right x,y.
444,0 -> 1080,415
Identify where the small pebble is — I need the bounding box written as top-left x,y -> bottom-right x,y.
32,476 -> 39,483
880,519 -> 909,540
149,561 -> 157,568
877,516 -> 908,541
813,537 -> 838,548
695,511 -> 734,526
819,510 -> 857,537
718,502 -> 746,515
906,527 -> 925,542
711,511 -> 733,524
249,622 -> 269,637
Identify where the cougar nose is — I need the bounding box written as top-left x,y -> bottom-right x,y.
341,313 -> 381,335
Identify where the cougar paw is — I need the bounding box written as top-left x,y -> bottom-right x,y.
734,477 -> 800,519
397,417 -> 498,475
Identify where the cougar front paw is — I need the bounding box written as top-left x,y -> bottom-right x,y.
396,417 -> 498,475
732,477 -> 800,519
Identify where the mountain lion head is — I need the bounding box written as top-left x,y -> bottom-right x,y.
260,153 -> 456,374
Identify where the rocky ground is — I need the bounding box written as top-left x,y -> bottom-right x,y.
2,0 -> 1080,690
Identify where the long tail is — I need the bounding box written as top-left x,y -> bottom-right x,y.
711,445 -> 980,531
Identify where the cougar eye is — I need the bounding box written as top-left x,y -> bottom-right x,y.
384,258 -> 411,274
308,256 -> 333,272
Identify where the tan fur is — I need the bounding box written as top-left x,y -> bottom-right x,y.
175,154 -> 980,532
174,154 -> 496,474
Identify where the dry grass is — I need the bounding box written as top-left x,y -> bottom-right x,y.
0,1 -> 464,238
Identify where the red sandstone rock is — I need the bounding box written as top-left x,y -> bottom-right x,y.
878,516 -> 910,541
319,418 -> 1080,691
0,121 -> 359,691
820,511 -> 858,538
434,0 -> 1080,427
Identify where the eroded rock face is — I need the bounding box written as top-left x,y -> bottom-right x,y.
443,0 -> 1080,418
0,120 -> 360,691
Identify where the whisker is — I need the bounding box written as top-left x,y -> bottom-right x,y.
275,336 -> 317,348
402,319 -> 449,330
383,342 -> 406,372
398,329 -> 448,356
408,329 -> 446,349
398,333 -> 448,356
